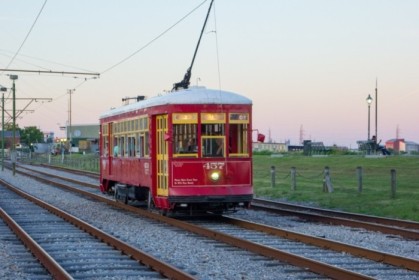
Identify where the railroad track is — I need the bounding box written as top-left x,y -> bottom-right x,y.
251,198 -> 419,240
8,164 -> 419,279
0,178 -> 195,280
39,163 -> 99,179
0,215 -> 51,279
20,163 -> 419,240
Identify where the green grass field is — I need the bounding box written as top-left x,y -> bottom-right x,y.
23,153 -> 419,221
253,155 -> 419,222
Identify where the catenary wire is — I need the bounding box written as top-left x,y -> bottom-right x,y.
2,0 -> 48,72
101,0 -> 208,75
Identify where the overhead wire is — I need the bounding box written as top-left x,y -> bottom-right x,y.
2,0 -> 209,93
0,48 -> 96,73
2,0 -> 48,72
101,0 -> 208,75
212,2 -> 222,91
3,0 -> 211,127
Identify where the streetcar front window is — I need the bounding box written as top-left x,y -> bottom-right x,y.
229,113 -> 250,157
201,113 -> 226,158
202,136 -> 225,157
172,124 -> 198,157
172,113 -> 198,158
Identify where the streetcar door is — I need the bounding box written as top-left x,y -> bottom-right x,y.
156,115 -> 169,197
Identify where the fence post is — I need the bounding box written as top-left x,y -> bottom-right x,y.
291,167 -> 296,190
323,166 -> 334,193
270,166 -> 276,188
356,166 -> 363,193
391,169 -> 396,198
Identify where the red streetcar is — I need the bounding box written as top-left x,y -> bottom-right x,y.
99,86 -> 253,215
99,0 -> 255,215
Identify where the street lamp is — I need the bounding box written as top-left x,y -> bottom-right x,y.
0,85 -> 7,171
366,94 -> 373,141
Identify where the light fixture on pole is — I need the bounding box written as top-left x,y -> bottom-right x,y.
0,85 -> 7,171
366,94 -> 373,141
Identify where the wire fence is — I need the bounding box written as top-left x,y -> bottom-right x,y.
265,165 -> 407,198
17,152 -> 99,172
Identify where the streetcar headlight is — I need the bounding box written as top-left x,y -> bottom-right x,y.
210,171 -> 220,182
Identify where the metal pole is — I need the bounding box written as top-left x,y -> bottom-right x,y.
1,88 -> 5,171
375,79 -> 378,146
68,89 -> 73,157
290,167 -> 296,191
10,75 -> 18,176
270,166 -> 276,188
356,166 -> 363,193
367,103 -> 371,141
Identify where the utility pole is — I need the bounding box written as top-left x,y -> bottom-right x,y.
10,75 -> 18,175
68,89 -> 74,156
0,85 -> 7,171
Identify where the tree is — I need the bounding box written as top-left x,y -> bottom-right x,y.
19,126 -> 44,145
3,122 -> 20,131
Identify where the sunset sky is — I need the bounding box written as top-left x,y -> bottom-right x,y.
1,0 -> 418,147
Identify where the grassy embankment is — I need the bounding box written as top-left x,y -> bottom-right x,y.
253,155 -> 419,222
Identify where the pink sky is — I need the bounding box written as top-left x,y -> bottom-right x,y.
1,0 -> 418,147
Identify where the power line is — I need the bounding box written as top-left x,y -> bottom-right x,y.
2,0 -> 48,72
101,0 -> 208,75
0,48 -> 97,73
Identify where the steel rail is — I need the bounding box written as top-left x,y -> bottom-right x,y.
221,216 -> 419,272
0,178 -> 196,280
12,167 -> 375,279
253,198 -> 419,230
39,163 -> 99,179
21,165 -> 419,241
0,208 -> 72,280
251,200 -> 419,240
18,165 -> 97,188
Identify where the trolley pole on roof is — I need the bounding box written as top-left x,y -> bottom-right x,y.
172,0 -> 214,91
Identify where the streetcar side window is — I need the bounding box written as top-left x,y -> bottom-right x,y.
139,133 -> 144,157
101,123 -> 109,156
119,136 -> 125,157
113,136 -> 119,157
127,135 -> 135,157
136,115 -> 150,158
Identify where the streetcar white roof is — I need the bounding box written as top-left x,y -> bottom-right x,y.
100,86 -> 252,119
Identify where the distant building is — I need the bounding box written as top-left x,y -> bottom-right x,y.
386,138 -> 419,154
252,142 -> 287,153
66,124 -> 99,153
405,141 -> 419,154
385,139 -> 405,153
0,130 -> 21,149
